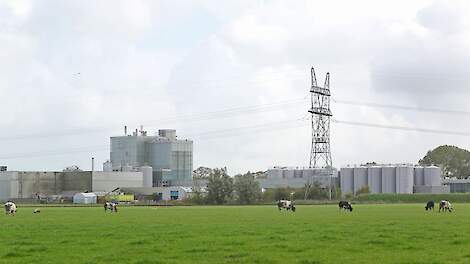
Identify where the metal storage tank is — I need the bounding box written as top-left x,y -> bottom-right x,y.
340,168 -> 354,195
283,169 -> 294,179
302,168 -> 314,179
414,167 -> 425,186
103,161 -> 112,172
294,169 -> 303,178
382,166 -> 396,193
141,166 -> 153,187
367,167 -> 382,193
353,167 -> 368,193
424,166 -> 441,186
396,166 -> 414,194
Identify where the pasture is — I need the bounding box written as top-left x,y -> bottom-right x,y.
1,204 -> 470,264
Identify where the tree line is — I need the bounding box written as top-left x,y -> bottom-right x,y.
190,167 -> 338,205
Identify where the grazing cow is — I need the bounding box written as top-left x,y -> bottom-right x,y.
425,201 -> 434,211
33,208 -> 41,214
104,202 -> 118,213
277,200 -> 296,212
4,201 -> 17,215
439,200 -> 453,212
338,201 -> 353,212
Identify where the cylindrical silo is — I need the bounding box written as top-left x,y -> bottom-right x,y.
103,161 -> 112,172
340,168 -> 354,195
294,169 -> 302,179
424,166 -> 441,186
141,166 -> 153,187
353,167 -> 368,193
302,168 -> 314,179
367,166 -> 382,193
382,166 -> 396,193
283,169 -> 294,179
397,166 -> 414,194
414,167 -> 425,186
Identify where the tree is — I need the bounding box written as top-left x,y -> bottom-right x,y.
193,167 -> 214,179
233,172 -> 262,204
303,182 -> 328,200
419,145 -> 470,178
206,168 -> 233,204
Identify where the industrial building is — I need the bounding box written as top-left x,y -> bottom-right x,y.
258,167 -> 338,189
442,178 -> 470,193
121,186 -> 200,201
109,127 -> 193,186
339,165 -> 449,195
0,170 -> 143,200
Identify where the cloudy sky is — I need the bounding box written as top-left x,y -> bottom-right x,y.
1,0 -> 470,174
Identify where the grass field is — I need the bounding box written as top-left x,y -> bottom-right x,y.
1,204 -> 470,264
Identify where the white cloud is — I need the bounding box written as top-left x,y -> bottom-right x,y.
1,0 -> 470,174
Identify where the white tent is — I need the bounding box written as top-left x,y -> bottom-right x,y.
73,193 -> 97,204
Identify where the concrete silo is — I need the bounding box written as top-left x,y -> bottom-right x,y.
367,166 -> 382,194
283,169 -> 294,179
396,166 -> 414,194
141,166 -> 153,188
340,168 -> 354,195
103,161 -> 112,172
414,167 -> 425,186
382,166 -> 396,193
424,166 -> 441,186
353,167 -> 368,193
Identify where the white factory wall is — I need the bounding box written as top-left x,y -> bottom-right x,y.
91,171 -> 143,192
262,167 -> 338,189
0,172 -> 19,200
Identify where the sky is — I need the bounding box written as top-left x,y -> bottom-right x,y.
1,0 -> 470,175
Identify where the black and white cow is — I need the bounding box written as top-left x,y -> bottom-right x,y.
425,201 -> 434,211
439,200 -> 453,212
104,202 -> 118,213
277,200 -> 296,212
338,201 -> 353,212
4,201 -> 17,215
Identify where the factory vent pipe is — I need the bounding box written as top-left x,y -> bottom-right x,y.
92,157 -> 95,172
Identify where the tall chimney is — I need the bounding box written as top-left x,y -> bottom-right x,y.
124,126 -> 127,136
92,157 -> 95,172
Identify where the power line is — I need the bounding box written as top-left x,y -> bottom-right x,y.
332,119 -> 470,136
332,98 -> 470,115
0,98 -> 308,141
0,118 -> 307,160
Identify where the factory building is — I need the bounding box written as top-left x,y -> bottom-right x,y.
442,179 -> 470,193
258,167 -> 338,189
339,165 -> 449,195
121,186 -> 200,201
109,127 -> 193,186
0,170 -> 143,200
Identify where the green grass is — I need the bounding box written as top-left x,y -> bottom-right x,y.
1,204 -> 470,263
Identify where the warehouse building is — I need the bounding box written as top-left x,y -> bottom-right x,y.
258,167 -> 338,189
339,165 -> 449,195
0,170 -> 143,200
109,127 -> 193,186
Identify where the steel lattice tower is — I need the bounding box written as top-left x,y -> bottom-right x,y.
309,67 -> 332,168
